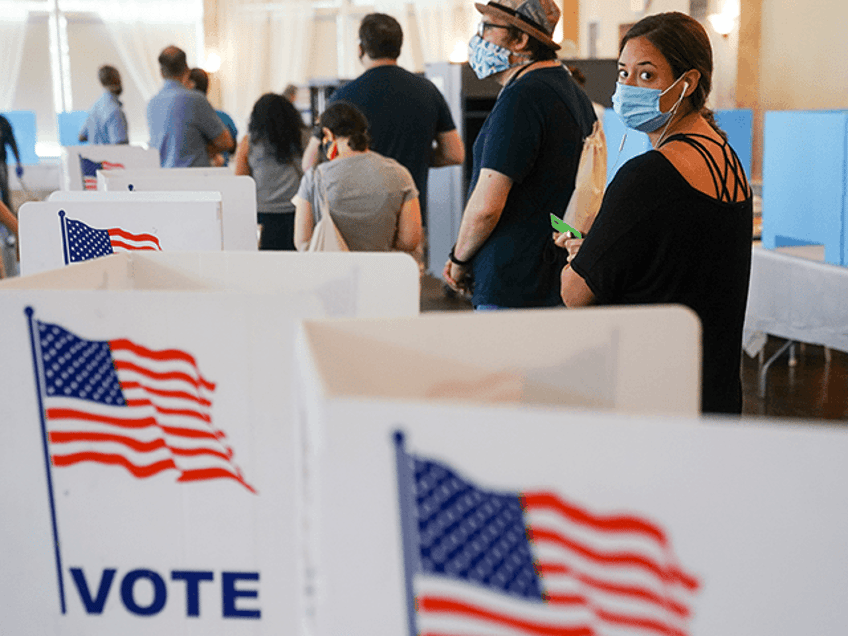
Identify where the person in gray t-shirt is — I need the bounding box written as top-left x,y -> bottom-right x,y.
293,101 -> 421,253
235,93 -> 306,250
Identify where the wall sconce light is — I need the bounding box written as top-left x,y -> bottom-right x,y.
449,40 -> 468,64
203,51 -> 222,74
708,1 -> 740,37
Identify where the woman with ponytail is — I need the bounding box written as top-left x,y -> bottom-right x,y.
559,12 -> 753,414
293,100 -> 421,253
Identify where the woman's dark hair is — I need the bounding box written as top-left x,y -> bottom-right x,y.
506,26 -> 557,61
621,11 -> 726,140
248,93 -> 306,164
319,101 -> 371,151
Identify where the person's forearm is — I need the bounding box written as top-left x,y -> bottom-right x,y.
452,202 -> 502,261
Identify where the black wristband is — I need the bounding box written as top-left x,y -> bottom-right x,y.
449,245 -> 471,266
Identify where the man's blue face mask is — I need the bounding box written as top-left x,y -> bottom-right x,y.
467,34 -> 529,80
611,75 -> 689,133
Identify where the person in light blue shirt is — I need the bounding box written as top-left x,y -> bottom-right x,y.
78,65 -> 128,145
188,67 -> 237,166
146,46 -> 233,168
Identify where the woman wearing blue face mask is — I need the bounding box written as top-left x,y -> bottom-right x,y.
560,12 -> 753,414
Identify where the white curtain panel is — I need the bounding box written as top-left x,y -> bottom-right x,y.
411,0 -> 477,66
0,16 -> 29,110
97,0 -> 201,102
218,0 -> 314,134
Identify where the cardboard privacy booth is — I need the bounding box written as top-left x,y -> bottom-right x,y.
99,171 -> 258,251
603,108 -> 753,186
1,110 -> 39,165
0,251 -> 421,320
762,110 -> 848,266
296,306 -> 701,415
97,167 -> 232,182
57,111 -> 89,148
0,251 -> 419,636
301,399 -> 848,636
18,199 -> 224,276
60,145 -> 159,191
48,190 -> 222,206
602,108 -> 652,184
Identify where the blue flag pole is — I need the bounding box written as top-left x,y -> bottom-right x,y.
58,210 -> 70,266
25,307 -> 67,614
393,430 -> 419,636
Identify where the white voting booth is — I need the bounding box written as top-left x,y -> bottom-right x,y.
61,145 -> 159,191
18,198 -> 224,276
296,307 -> 702,415
99,170 -> 258,251
301,400 -> 848,636
294,309 -> 848,636
0,251 -> 419,636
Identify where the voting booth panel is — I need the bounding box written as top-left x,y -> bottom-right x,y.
18,200 -> 224,276
0,291 -> 304,635
96,167 -> 232,182
0,251 -> 421,319
604,108 -> 753,186
100,172 -> 258,251
762,110 -> 848,266
57,111 -> 88,148
1,110 -> 39,165
48,190 -> 222,205
60,145 -> 159,191
304,400 -> 848,636
296,306 -> 701,415
0,251 -> 419,635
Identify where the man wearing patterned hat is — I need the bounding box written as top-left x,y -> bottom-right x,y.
443,0 -> 596,309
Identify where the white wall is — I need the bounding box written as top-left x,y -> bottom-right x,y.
760,0 -> 848,110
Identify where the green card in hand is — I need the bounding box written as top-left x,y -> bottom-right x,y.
550,214 -> 582,238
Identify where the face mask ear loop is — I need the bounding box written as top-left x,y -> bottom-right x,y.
656,80 -> 689,147
611,132 -> 627,173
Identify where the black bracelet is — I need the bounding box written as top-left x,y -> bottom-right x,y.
449,245 -> 472,266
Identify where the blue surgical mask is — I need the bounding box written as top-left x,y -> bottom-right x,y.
467,35 -> 528,80
612,75 -> 688,132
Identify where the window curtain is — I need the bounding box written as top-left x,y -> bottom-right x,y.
214,0 -> 314,136
411,0 -> 477,67
0,15 -> 30,110
97,0 -> 201,102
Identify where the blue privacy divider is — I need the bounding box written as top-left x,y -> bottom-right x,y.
0,111 -> 39,164
715,109 -> 752,180
602,108 -> 651,185
58,111 -> 89,147
762,110 -> 848,266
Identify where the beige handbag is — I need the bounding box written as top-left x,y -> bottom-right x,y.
307,167 -> 349,252
562,120 -> 607,235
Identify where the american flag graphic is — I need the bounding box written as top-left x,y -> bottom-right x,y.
60,212 -> 161,264
32,318 -> 255,493
396,436 -> 699,636
80,156 -> 124,190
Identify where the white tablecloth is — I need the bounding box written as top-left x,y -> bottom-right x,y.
743,244 -> 848,355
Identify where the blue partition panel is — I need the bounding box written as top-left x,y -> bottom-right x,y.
762,110 -> 847,266
715,109 -> 753,180
602,108 -> 651,185
58,110 -> 89,147
0,111 -> 39,164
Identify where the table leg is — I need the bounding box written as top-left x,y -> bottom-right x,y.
759,339 -> 795,399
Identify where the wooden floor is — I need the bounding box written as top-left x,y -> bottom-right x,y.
421,274 -> 848,423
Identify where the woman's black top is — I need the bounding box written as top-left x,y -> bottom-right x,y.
571,133 -> 753,414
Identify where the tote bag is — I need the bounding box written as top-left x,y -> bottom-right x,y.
562,119 -> 607,235
307,167 -> 349,252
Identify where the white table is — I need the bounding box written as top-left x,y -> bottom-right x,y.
743,244 -> 848,396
